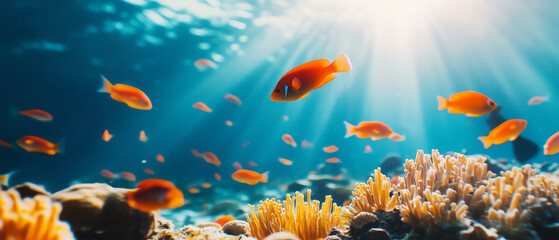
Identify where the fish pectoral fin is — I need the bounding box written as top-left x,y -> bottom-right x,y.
314,74 -> 337,89
292,77 -> 301,90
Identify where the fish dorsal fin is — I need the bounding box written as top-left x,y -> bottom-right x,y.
114,83 -> 141,92
284,59 -> 330,76
292,77 -> 301,90
314,74 -> 337,90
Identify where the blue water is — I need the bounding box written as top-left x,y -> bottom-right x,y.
1,0 -> 559,196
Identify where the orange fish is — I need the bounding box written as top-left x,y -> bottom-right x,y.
323,145 -> 338,153
194,59 -> 218,71
325,157 -> 341,163
16,136 -> 63,155
214,172 -> 222,181
156,154 -> 165,163
224,94 -> 242,106
364,145 -> 372,153
120,171 -> 136,181
100,169 -> 116,179
192,102 -> 212,112
127,179 -> 184,212
437,91 -> 496,117
271,54 -> 351,101
231,170 -> 269,185
214,215 -> 235,227
191,149 -> 221,166
99,75 -> 152,110
144,169 -> 155,175
388,133 -> 405,142
342,200 -> 351,206
102,129 -> 113,142
344,121 -> 393,140
201,183 -> 212,189
528,96 -> 548,106
0,139 -> 13,148
390,175 -> 400,186
19,109 -> 53,122
225,120 -> 233,126
233,162 -> 243,170
188,187 -> 200,194
281,134 -> 297,147
139,130 -> 148,142
301,140 -> 313,148
333,174 -> 343,181
278,158 -> 293,166
247,161 -> 258,168
544,131 -> 559,155
478,119 -> 527,149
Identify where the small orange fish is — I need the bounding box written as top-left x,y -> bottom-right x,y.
127,179 -> 184,212
156,154 -> 165,163
102,129 -> 113,142
364,145 -> 372,153
0,139 -> 13,148
437,91 -> 496,117
120,171 -> 136,181
16,136 -> 63,155
144,169 -> 155,175
388,133 -> 405,142
99,75 -> 152,110
325,157 -> 341,163
247,161 -> 258,168
19,109 -> 53,122
528,96 -> 548,106
323,145 -> 338,153
343,200 -> 351,206
188,187 -> 200,194
278,158 -> 293,166
390,175 -> 400,186
280,185 -> 288,191
193,102 -> 212,112
214,215 -> 235,227
271,54 -> 351,101
333,174 -> 343,181
231,170 -> 269,185
233,162 -> 243,170
194,59 -> 218,71
191,149 -> 221,166
478,119 -> 527,149
225,120 -> 233,126
139,130 -> 148,142
100,169 -> 116,179
214,172 -> 222,181
201,183 -> 212,189
224,94 -> 242,106
281,134 -> 297,147
344,121 -> 393,140
301,140 -> 314,148
544,131 -> 559,155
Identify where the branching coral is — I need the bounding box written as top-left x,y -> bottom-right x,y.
246,189 -> 347,240
0,189 -> 75,240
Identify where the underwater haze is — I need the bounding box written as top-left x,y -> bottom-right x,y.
1,0 -> 559,201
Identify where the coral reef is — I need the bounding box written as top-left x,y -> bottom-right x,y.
246,189 -> 347,240
149,216 -> 256,240
52,183 -> 155,240
0,188 -> 75,240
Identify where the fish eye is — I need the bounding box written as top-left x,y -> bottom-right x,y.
275,89 -> 280,93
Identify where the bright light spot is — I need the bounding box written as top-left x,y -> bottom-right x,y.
199,43 -> 211,50
211,52 -> 224,62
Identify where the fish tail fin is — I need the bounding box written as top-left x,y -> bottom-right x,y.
9,105 -> 20,118
57,138 -> 65,155
437,96 -> 449,110
261,171 -> 269,183
98,74 -> 113,93
344,121 -> 355,138
329,54 -> 352,73
478,136 -> 492,149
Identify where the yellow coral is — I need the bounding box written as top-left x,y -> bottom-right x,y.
246,189 -> 346,240
0,189 -> 74,240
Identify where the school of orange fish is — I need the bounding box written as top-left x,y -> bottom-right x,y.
1,54 -> 558,221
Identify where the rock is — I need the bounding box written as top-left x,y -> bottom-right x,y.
223,220 -> 250,236
10,182 -> 50,198
365,228 -> 390,240
52,183 -> 155,240
263,232 -> 300,240
350,212 -> 379,238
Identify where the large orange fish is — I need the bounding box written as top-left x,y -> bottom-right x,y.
344,121 -> 393,140
16,136 -> 63,155
231,170 -> 268,185
127,179 -> 184,212
99,75 -> 152,110
271,54 -> 351,101
437,91 -> 496,117
19,109 -> 53,122
544,131 -> 559,155
478,119 -> 527,149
